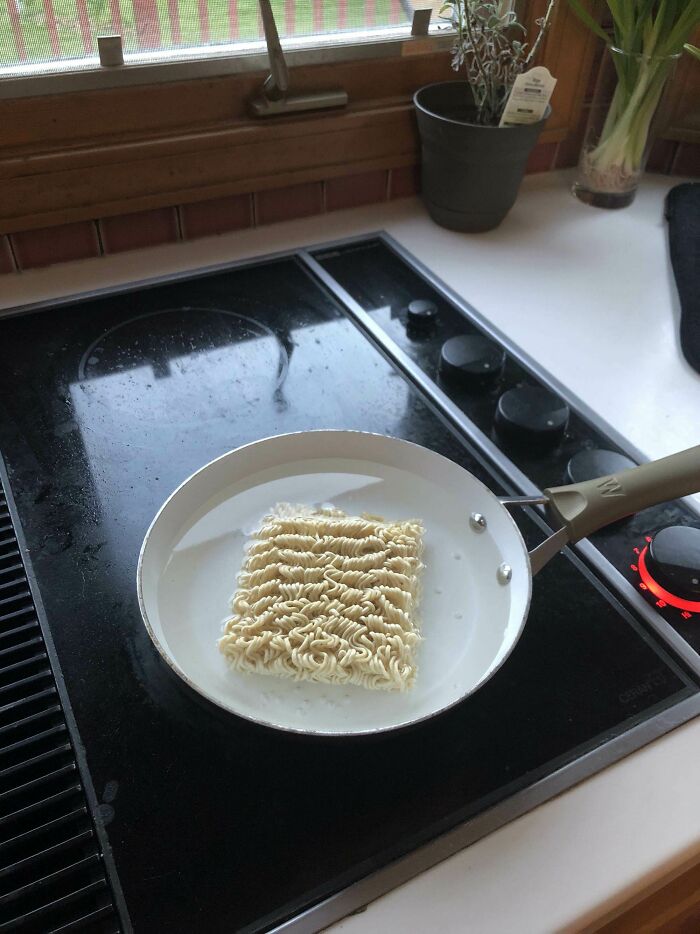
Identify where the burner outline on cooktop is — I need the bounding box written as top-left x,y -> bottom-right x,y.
77,306 -> 290,390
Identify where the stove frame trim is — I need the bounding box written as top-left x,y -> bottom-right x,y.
1,233 -> 699,934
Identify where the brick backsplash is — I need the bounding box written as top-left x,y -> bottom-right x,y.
179,194 -> 252,239
99,208 -> 180,254
672,143 -> 700,177
0,235 -> 15,274
10,220 -> 100,271
1,140 -> 697,275
255,182 -> 324,226
326,171 -> 389,211
647,139 -> 679,175
389,165 -> 421,200
526,142 -> 559,174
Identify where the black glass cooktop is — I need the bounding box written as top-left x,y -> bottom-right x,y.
0,250 -> 698,933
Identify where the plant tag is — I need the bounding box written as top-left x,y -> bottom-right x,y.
499,66 -> 557,127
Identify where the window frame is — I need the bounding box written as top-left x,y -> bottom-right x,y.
0,7 -> 452,99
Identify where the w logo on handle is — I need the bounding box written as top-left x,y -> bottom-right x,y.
597,476 -> 624,497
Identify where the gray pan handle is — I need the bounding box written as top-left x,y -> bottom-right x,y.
543,444 -> 700,543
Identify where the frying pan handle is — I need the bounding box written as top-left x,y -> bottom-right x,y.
543,445 -> 700,543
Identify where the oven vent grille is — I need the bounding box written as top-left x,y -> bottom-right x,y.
0,487 -> 122,933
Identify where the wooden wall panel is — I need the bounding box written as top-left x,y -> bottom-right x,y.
524,0 -> 600,137
662,27 -> 700,143
1,108 -> 420,231
0,53 -> 455,154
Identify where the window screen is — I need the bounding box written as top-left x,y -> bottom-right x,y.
1,0 -> 419,70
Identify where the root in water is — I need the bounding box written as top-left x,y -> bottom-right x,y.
579,149 -> 641,195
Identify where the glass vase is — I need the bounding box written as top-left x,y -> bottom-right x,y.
572,46 -> 680,209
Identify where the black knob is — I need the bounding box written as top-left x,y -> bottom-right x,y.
439,334 -> 506,387
406,299 -> 439,337
646,526 -> 700,600
565,448 -> 636,485
495,384 -> 569,447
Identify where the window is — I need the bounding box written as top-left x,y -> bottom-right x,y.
1,0 -> 442,78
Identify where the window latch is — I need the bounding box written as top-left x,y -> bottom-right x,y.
249,0 -> 348,117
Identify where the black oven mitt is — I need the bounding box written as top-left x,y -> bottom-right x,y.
665,183 -> 700,374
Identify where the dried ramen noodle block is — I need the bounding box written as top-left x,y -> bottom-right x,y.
218,505 -> 424,691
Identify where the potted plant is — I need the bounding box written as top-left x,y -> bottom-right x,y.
568,0 -> 700,208
414,0 -> 557,232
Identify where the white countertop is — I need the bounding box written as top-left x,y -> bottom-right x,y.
3,171 -> 700,931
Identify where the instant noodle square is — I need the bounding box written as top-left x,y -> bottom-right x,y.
218,505 -> 424,691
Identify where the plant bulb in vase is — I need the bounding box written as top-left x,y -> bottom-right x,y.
568,0 -> 700,209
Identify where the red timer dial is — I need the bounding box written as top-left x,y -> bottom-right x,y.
630,526 -> 700,620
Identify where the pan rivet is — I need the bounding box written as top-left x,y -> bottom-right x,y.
497,563 -> 512,585
470,512 -> 487,532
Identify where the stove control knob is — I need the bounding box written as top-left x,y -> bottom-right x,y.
439,334 -> 505,387
645,526 -> 700,600
495,384 -> 569,447
565,448 -> 636,485
406,299 -> 439,337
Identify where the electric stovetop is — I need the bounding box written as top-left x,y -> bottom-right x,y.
1,236 -> 699,933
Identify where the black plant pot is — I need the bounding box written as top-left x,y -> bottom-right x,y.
414,81 -> 549,233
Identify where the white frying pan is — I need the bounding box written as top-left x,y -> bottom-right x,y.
137,431 -> 700,736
